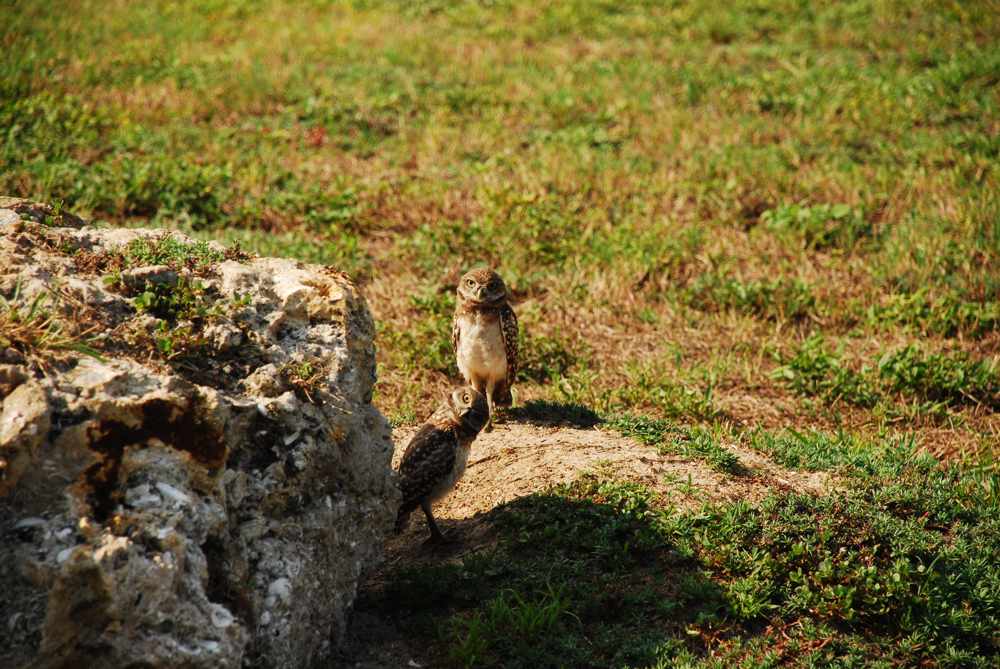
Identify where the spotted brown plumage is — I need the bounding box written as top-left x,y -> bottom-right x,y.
497,302 -> 519,405
395,386 -> 489,542
396,423 -> 456,523
452,268 -> 520,426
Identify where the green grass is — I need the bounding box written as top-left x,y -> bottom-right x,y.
760,202 -> 875,251
605,413 -> 741,474
129,276 -> 215,322
771,336 -> 881,408
748,428 -> 906,474
868,290 -> 1000,339
774,336 -> 1000,415
364,442 -> 1000,668
113,234 -> 226,271
684,273 -> 818,322
877,345 -> 999,410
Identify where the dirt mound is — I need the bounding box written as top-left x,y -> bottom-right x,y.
393,419 -> 831,533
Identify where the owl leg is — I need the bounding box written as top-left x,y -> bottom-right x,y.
484,380 -> 497,431
493,379 -> 512,425
468,376 -> 487,404
494,380 -> 513,408
421,499 -> 447,544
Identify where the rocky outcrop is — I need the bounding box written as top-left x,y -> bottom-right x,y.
0,198 -> 399,668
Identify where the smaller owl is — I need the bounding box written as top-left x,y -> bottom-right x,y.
395,386 -> 489,543
452,268 -> 519,428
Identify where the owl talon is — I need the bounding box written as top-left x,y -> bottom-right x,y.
423,531 -> 453,547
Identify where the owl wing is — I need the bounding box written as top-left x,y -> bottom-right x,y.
397,423 -> 457,512
499,303 -> 519,384
452,311 -> 461,358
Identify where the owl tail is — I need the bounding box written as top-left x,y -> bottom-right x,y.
394,506 -> 413,534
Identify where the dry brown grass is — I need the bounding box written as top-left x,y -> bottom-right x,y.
0,286 -> 102,371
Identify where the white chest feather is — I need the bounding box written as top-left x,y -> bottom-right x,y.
457,314 -> 507,382
427,441 -> 470,502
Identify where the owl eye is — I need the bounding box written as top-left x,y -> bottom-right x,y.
465,279 -> 475,287
462,393 -> 470,403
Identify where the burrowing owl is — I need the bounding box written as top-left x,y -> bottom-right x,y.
452,268 -> 519,427
395,386 -> 489,543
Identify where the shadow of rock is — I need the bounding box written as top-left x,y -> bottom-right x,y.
344,486 -> 727,668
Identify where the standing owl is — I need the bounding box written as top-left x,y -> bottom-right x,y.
395,386 -> 489,543
452,268 -> 519,427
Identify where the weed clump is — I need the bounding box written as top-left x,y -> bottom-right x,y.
771,336 -> 878,407
748,428 -> 905,474
685,273 -> 817,322
0,285 -> 101,366
380,288 -> 456,377
761,203 -> 874,251
74,234 -> 247,283
130,277 -> 217,322
118,235 -> 227,270
515,332 -> 577,384
877,345 -> 999,410
869,290 -> 1000,338
81,235 -> 252,361
280,360 -> 328,403
674,456 -> 1000,665
774,336 -> 1000,413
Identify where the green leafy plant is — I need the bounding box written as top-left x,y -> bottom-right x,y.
774,337 -> 1000,412
686,273 -> 818,322
369,444 -> 1000,668
869,290 -> 1000,338
118,235 -> 226,271
132,277 -> 217,322
762,203 -> 874,250
771,336 -> 878,407
516,332 -> 577,384
877,345 -> 999,409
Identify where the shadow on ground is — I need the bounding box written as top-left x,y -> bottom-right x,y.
505,400 -> 603,428
342,482 -> 728,668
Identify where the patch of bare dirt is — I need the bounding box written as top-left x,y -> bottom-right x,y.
391,422 -> 831,527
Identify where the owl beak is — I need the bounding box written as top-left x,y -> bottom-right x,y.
460,407 -> 487,433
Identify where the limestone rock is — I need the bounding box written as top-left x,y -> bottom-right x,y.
119,264 -> 180,292
0,199 -> 399,668
0,379 -> 51,496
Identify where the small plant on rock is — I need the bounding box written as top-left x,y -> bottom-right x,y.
281,360 -> 328,403
0,283 -> 101,366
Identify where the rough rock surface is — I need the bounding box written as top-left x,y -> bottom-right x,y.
0,198 -> 399,668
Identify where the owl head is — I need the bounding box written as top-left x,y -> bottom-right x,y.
447,385 -> 489,433
457,268 -> 508,306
